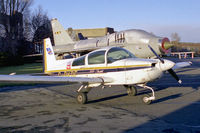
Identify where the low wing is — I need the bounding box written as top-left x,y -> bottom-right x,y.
173,62 -> 192,70
0,75 -> 112,84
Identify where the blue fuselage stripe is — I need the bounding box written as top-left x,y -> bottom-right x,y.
51,66 -> 152,76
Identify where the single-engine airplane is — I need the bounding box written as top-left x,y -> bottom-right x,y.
51,19 -> 173,58
0,38 -> 191,104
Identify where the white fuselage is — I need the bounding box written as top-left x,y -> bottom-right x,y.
44,38 -> 175,86
75,58 -> 163,85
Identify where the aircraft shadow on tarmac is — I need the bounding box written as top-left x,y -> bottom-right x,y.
89,71 -> 200,104
0,70 -> 199,105
87,66 -> 200,104
122,59 -> 200,132
123,100 -> 200,133
153,93 -> 182,104
149,74 -> 200,90
0,84 -> 63,93
88,72 -> 200,104
87,93 -> 128,104
88,92 -> 183,105
146,73 -> 200,104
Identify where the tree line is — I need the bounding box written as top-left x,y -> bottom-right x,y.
0,0 -> 51,66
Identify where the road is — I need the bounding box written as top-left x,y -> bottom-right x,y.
0,57 -> 200,133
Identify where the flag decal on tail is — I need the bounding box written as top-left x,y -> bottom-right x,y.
46,48 -> 53,55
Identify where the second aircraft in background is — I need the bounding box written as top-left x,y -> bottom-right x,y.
51,19 -> 173,58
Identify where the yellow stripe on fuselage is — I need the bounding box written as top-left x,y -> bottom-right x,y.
45,64 -> 151,73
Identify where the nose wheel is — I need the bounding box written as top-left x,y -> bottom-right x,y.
142,94 -> 152,105
137,84 -> 155,105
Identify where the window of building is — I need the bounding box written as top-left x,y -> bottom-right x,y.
88,51 -> 106,65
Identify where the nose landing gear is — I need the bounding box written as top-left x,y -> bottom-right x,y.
137,84 -> 155,105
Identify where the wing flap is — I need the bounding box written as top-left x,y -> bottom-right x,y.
0,75 -> 112,84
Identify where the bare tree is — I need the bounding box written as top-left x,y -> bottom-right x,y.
0,0 -> 33,64
31,6 -> 49,31
23,15 -> 32,41
171,32 -> 181,42
0,1 -> 51,58
0,0 -> 32,14
31,6 -> 51,43
0,0 -> 33,39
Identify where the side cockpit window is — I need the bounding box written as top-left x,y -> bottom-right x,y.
88,51 -> 106,65
107,47 -> 136,63
72,56 -> 85,66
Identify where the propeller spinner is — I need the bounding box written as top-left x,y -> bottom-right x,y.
148,45 -> 182,84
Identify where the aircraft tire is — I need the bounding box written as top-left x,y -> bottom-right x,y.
77,92 -> 88,104
126,86 -> 137,96
142,94 -> 152,105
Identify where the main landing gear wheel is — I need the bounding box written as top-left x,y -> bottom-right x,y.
77,92 -> 88,104
125,86 -> 137,96
142,94 -> 152,105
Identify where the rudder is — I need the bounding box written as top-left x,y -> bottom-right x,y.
43,38 -> 68,73
51,18 -> 74,46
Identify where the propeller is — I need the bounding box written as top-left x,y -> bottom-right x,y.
148,45 -> 182,84
148,45 -> 164,63
168,69 -> 182,84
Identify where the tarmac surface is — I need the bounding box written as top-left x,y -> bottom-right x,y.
0,57 -> 200,133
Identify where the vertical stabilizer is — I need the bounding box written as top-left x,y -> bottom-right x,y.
51,18 -> 74,45
43,38 -> 69,73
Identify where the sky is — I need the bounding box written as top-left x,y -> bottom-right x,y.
31,0 -> 200,42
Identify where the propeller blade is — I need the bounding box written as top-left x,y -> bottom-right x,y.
148,45 -> 182,84
168,69 -> 182,84
148,45 -> 164,63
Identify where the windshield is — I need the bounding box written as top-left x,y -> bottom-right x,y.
72,55 -> 85,66
107,47 -> 136,63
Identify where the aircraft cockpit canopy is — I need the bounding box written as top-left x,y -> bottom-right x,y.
72,47 -> 136,66
107,47 -> 136,63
